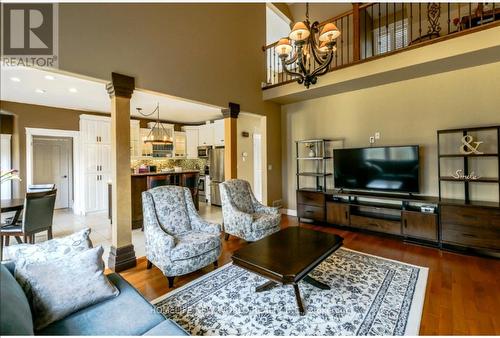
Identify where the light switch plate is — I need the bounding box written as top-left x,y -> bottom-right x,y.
375,132 -> 380,139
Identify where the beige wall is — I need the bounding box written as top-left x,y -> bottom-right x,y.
281,61 -> 500,210
57,3 -> 282,205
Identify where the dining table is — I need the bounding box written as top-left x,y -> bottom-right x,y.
1,198 -> 24,225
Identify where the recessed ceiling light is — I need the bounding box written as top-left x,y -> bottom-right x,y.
35,88 -> 46,94
68,87 -> 77,93
10,77 -> 21,82
44,75 -> 55,80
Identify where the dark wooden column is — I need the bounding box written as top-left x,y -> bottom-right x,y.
106,73 -> 136,272
353,3 -> 361,62
222,102 -> 240,180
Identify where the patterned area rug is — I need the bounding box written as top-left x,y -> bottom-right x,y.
153,248 -> 428,336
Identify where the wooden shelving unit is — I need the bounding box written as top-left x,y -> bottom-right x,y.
437,125 -> 500,257
437,125 -> 500,204
295,139 -> 344,192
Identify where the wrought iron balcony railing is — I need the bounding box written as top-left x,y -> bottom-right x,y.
263,3 -> 500,89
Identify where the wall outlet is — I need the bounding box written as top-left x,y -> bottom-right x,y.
268,164 -> 273,171
375,132 -> 381,140
369,136 -> 375,144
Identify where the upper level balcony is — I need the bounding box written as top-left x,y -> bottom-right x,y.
262,3 -> 500,100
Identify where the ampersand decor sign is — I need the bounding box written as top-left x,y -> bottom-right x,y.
459,135 -> 484,155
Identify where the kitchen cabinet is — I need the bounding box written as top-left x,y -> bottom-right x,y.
81,116 -> 110,144
130,120 -> 141,157
174,131 -> 186,158
140,128 -> 152,156
80,115 -> 112,213
198,124 -> 213,146
213,119 -> 224,146
183,127 -> 199,159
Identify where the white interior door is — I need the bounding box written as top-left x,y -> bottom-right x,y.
33,137 -> 72,209
1,134 -> 12,199
253,133 -> 263,203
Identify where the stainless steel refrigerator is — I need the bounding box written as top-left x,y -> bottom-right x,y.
209,146 -> 224,206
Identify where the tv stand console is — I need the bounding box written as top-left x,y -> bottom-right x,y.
297,189 -> 500,257
297,189 -> 439,243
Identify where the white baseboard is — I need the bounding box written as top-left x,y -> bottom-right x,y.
281,208 -> 297,216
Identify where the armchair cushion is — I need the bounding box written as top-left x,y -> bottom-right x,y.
171,231 -> 220,261
252,213 -> 282,231
223,180 -> 254,214
148,187 -> 191,236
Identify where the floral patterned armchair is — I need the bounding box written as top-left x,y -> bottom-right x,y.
142,186 -> 221,288
220,179 -> 281,242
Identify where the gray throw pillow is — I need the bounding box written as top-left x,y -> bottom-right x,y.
3,227 -> 93,263
14,246 -> 119,330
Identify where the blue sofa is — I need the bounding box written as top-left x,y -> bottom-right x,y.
0,263 -> 188,336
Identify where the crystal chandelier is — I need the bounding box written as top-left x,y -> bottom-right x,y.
136,103 -> 173,144
275,3 -> 341,88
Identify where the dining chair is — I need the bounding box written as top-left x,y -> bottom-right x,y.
0,190 -> 57,261
28,183 -> 56,192
3,184 -> 56,225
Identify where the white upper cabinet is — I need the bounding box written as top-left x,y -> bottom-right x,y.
183,127 -> 199,159
130,120 -> 141,157
213,119 -> 224,146
80,116 -> 110,144
174,131 -> 186,158
140,128 -> 151,156
198,124 -> 214,146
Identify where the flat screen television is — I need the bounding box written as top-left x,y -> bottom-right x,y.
333,145 -> 420,193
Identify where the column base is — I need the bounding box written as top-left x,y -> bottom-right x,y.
108,244 -> 137,272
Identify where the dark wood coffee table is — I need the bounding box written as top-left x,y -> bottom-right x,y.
232,227 -> 343,315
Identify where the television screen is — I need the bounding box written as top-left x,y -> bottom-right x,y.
333,146 -> 420,193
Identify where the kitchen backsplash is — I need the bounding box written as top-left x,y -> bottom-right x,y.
131,158 -> 207,171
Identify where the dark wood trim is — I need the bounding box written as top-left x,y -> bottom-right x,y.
106,72 -> 135,98
108,244 -> 137,272
352,3 -> 361,62
221,102 -> 240,119
0,114 -> 14,134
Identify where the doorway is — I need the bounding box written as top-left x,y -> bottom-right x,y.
253,133 -> 263,202
32,136 -> 73,209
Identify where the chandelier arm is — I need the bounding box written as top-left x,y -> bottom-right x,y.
297,53 -> 309,77
307,30 -> 326,65
282,64 -> 306,80
280,56 -> 305,79
282,52 -> 298,66
310,43 -> 326,65
309,52 -> 334,78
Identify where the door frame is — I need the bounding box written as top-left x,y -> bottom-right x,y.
26,127 -> 82,214
1,134 -> 12,199
252,133 -> 263,203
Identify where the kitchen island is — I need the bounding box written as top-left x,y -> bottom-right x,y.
109,170 -> 200,229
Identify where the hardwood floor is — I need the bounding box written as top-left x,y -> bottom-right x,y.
119,215 -> 500,335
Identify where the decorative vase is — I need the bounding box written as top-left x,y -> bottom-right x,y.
308,149 -> 316,157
